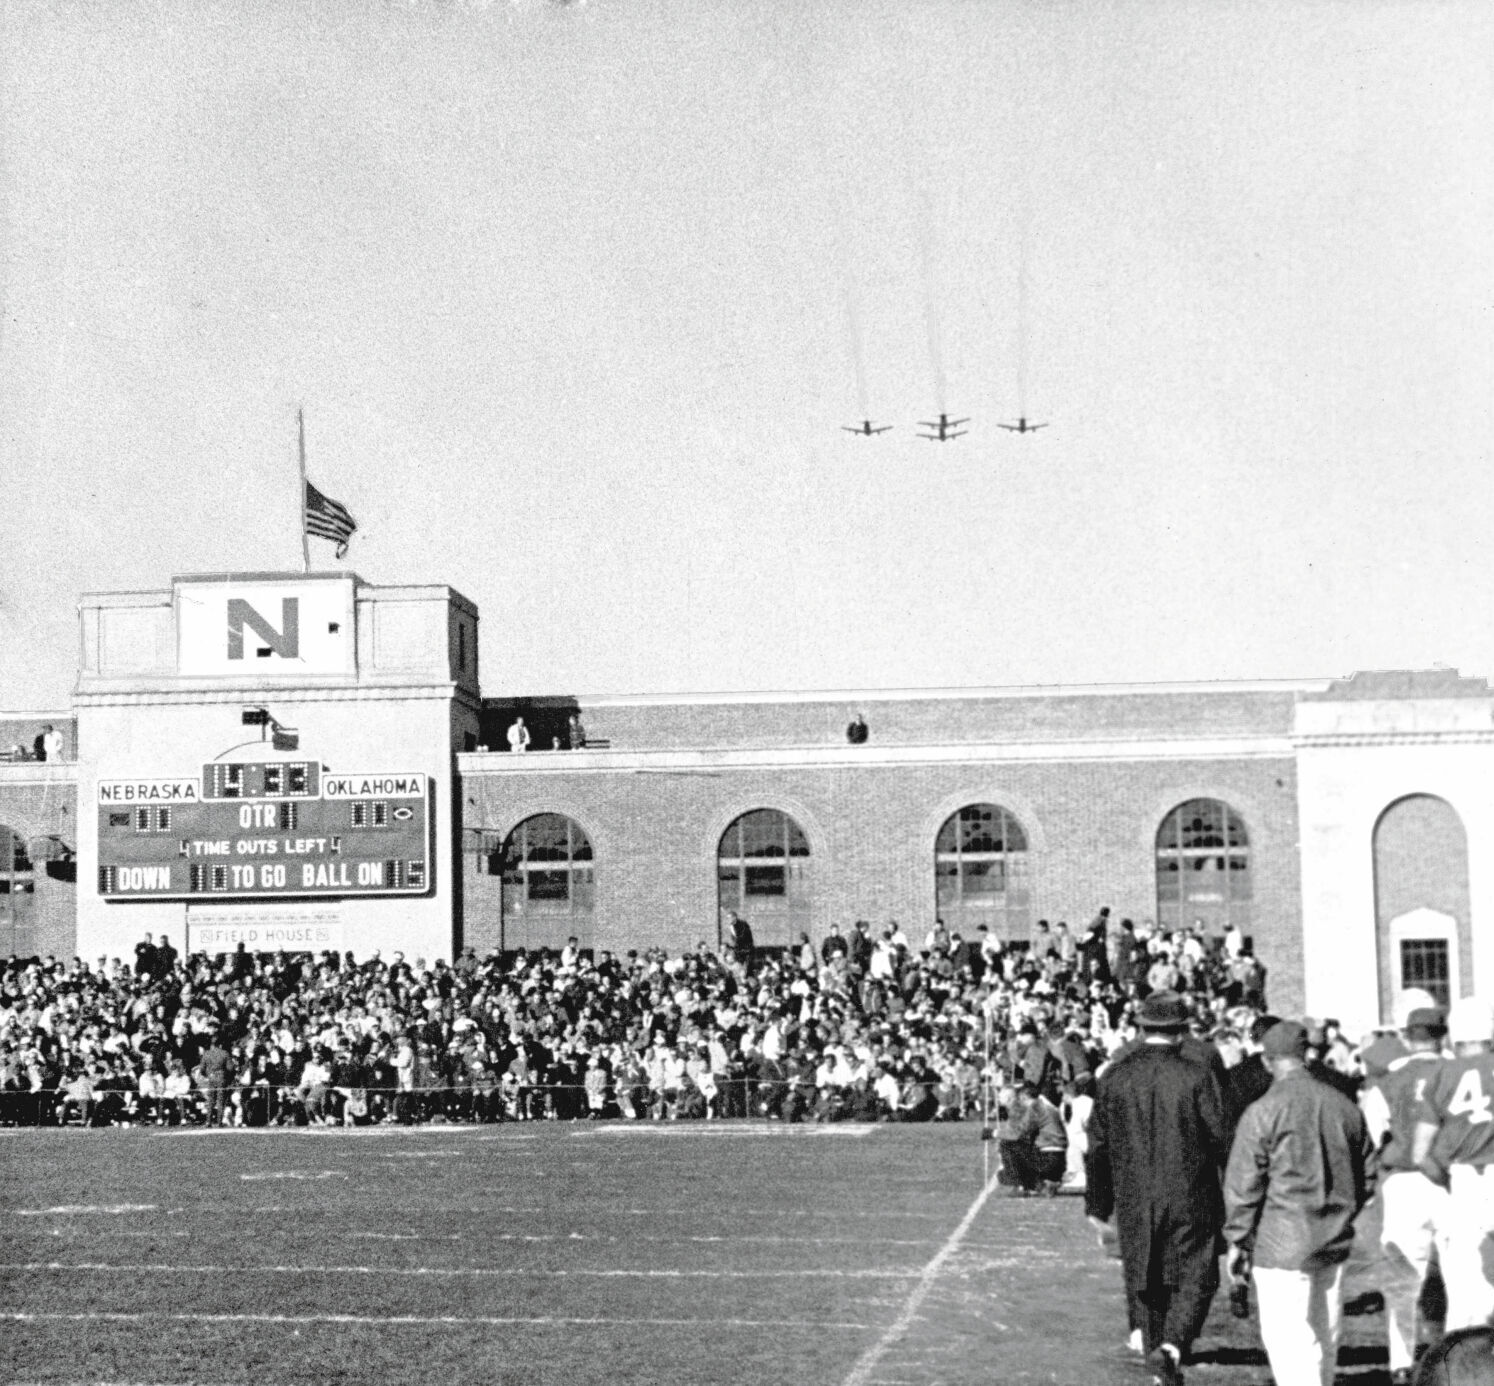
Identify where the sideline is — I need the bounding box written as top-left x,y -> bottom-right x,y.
839,1169 -> 1003,1386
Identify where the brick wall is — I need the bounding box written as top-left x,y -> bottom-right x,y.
460,752 -> 1304,1015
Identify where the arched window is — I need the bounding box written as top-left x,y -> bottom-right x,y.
1155,799 -> 1250,935
493,814 -> 594,952
0,827 -> 36,955
934,804 -> 1030,941
1373,795 -> 1471,1020
717,809 -> 811,951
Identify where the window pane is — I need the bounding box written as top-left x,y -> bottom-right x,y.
744,865 -> 786,897
523,815 -> 570,860
960,806 -> 997,853
528,870 -> 569,902
1401,939 -> 1451,1008
962,860 -> 1003,895
1181,803 -> 1224,850
737,810 -> 782,858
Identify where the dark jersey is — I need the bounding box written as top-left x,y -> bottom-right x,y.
1413,1051 -> 1494,1170
1365,1050 -> 1443,1170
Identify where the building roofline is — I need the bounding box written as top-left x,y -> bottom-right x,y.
499,676 -> 1340,709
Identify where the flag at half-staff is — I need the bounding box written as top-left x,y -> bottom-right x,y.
304,480 -> 357,559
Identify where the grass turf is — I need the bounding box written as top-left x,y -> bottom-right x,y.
0,1124 -> 1396,1385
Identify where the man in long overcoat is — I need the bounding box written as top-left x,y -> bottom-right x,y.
1085,990 -> 1230,1386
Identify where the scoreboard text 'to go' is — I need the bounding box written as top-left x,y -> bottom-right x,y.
97,764 -> 432,900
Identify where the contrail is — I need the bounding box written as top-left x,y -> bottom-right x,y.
1015,206 -> 1031,415
917,183 -> 947,415
842,269 -> 871,421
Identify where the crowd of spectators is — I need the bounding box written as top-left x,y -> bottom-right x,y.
0,909 -> 1290,1140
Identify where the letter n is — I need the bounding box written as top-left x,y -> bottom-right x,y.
227,599 -> 300,660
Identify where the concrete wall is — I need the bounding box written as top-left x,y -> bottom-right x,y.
1295,678 -> 1494,1037
70,573 -> 477,968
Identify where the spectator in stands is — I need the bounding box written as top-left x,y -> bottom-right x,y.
1,898 -> 1285,1136
506,716 -> 531,753
845,712 -> 869,744
567,712 -> 587,749
59,1064 -> 95,1125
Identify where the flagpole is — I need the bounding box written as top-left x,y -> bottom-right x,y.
297,406 -> 310,574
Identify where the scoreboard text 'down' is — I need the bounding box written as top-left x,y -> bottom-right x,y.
96,765 -> 432,900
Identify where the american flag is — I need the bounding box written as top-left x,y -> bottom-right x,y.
304,480 -> 357,559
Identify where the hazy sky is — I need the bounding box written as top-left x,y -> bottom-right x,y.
3,0 -> 1490,709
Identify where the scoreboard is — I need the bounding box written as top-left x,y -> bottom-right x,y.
97,762 -> 432,901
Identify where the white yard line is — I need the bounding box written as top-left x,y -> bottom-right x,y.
840,1171 -> 1002,1386
6,1260 -> 917,1280
10,1205 -> 157,1216
1,1310 -> 871,1331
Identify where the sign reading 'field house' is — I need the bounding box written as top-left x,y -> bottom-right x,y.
97,762 -> 431,901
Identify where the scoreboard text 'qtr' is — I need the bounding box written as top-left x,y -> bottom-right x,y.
97,763 -> 432,900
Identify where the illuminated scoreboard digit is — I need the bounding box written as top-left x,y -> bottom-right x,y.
96,764 -> 432,900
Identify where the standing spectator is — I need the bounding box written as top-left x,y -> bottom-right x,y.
1224,1021 -> 1378,1386
1086,991 -> 1230,1386
566,712 -> 587,749
728,914 -> 754,975
133,935 -> 157,980
1358,1006 -> 1449,1383
196,1031 -> 233,1127
506,716 -> 530,753
1080,908 -> 1113,985
393,1034 -> 417,1123
155,934 -> 179,978
1412,996 -> 1494,1334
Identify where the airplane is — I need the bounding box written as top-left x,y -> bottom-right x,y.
916,414 -> 968,442
997,416 -> 1048,434
841,420 -> 893,436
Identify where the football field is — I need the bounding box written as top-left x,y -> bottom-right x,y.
1,1124 -> 1392,1385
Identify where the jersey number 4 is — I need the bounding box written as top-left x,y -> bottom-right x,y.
1448,1068 -> 1494,1126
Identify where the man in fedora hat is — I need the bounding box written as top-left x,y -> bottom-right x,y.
1086,991 -> 1230,1386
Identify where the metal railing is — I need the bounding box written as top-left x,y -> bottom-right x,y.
0,1079 -> 984,1128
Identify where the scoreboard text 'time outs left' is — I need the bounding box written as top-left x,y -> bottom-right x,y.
96,764 -> 432,901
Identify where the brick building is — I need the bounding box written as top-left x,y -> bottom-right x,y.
2,570 -> 1491,1038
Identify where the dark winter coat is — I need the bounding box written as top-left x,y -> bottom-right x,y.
1085,1039 -> 1229,1294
